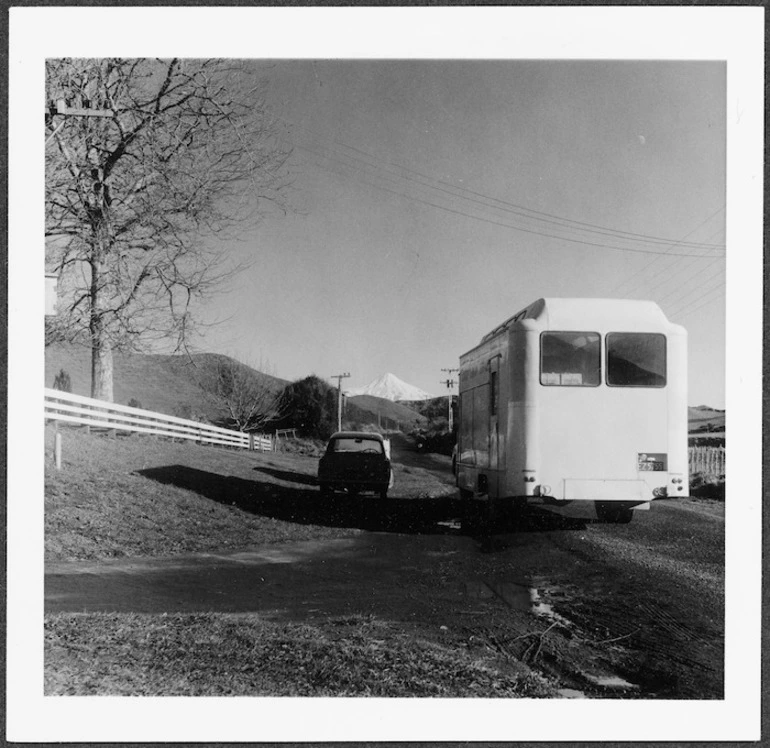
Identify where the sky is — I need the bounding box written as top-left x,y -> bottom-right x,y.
199,59 -> 727,407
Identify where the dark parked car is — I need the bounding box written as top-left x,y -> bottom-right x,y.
318,431 -> 394,498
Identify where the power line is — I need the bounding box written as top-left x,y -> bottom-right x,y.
610,208 -> 726,296
335,136 -> 724,250
298,144 -> 724,259
284,117 -> 724,252
619,230 -> 724,307
654,256 -> 725,309
667,283 -> 725,321
664,274 -> 726,318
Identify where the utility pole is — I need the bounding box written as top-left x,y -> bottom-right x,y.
330,373 -> 350,432
440,368 -> 459,432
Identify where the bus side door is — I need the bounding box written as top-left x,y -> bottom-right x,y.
489,356 -> 501,473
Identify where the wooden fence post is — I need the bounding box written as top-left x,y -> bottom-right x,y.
54,431 -> 62,470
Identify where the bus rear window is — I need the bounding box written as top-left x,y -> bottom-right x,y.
606,333 -> 666,387
540,332 -> 601,387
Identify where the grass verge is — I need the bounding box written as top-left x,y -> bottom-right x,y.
45,612 -> 554,697
44,426 -> 363,562
45,426 -> 456,563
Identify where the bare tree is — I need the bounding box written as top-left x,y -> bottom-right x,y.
195,355 -> 287,433
45,58 -> 292,400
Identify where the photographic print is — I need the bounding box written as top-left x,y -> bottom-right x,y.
8,6 -> 763,743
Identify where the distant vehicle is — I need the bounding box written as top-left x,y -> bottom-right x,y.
318,431 -> 394,499
456,298 -> 689,528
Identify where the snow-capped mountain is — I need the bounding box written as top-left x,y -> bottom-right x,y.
346,372 -> 435,402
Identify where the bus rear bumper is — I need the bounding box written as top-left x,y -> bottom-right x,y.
531,497 -> 651,518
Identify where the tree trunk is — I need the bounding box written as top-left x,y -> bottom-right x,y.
90,334 -> 114,402
89,226 -> 114,402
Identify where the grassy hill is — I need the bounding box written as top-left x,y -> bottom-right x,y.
45,344 -> 426,432
346,394 -> 426,431
688,405 -> 725,433
45,344 -> 287,423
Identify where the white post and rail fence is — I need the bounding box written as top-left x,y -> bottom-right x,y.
45,388 -> 273,468
688,445 -> 726,477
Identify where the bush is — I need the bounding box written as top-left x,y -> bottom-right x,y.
52,368 -> 71,392
275,436 -> 326,458
173,403 -> 208,422
410,424 -> 456,455
343,421 -> 382,434
689,474 -> 726,501
128,398 -> 143,409
273,375 -> 337,440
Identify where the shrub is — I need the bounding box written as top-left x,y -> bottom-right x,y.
275,436 -> 326,458
52,368 -> 71,392
273,375 -> 337,440
128,397 -> 143,410
689,474 -> 726,501
410,423 -> 456,455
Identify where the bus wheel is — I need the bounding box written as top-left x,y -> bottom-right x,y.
595,502 -> 633,524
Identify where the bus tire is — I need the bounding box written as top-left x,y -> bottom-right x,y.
595,502 -> 634,524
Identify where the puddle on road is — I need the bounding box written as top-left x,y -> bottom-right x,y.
463,580 -> 573,622
557,688 -> 587,699
583,673 -> 639,691
529,587 -> 573,627
436,520 -> 462,531
464,578 -> 641,697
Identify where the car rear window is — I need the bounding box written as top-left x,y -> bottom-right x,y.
330,437 -> 384,454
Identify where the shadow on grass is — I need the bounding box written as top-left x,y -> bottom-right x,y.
252,466 -> 319,487
138,465 -> 587,537
138,464 -> 460,535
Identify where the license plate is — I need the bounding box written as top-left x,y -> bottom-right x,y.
638,453 -> 667,471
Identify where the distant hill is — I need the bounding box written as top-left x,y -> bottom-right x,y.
45,344 -> 426,432
401,396 -> 455,422
688,405 -> 725,435
347,394 -> 427,430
